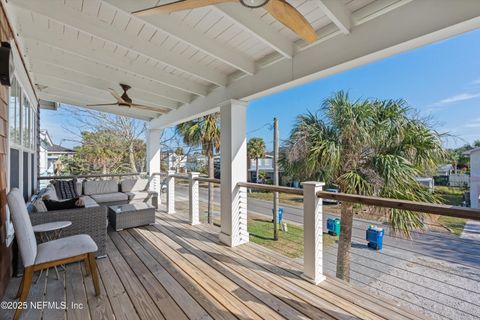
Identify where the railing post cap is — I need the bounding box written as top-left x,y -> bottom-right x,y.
189,172 -> 200,177
301,181 -> 325,187
167,169 -> 176,174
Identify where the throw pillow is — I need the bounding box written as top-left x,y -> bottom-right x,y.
51,179 -> 79,200
43,197 -> 85,211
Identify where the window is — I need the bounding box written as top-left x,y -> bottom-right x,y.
8,77 -> 21,145
22,93 -> 30,148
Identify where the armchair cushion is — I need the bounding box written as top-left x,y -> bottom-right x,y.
7,188 -> 37,267
35,234 -> 97,265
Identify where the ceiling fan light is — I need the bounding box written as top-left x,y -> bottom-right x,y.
240,0 -> 269,9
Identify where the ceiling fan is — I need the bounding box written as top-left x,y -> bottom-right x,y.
87,84 -> 167,114
133,0 -> 318,43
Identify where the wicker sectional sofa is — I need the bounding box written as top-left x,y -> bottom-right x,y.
29,178 -> 158,258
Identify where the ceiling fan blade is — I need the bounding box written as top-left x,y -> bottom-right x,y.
86,103 -> 118,107
107,88 -> 126,104
132,0 -> 234,16
264,0 -> 317,43
130,103 -> 168,114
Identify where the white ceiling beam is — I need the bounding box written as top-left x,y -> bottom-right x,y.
28,57 -> 181,111
104,0 -> 256,75
215,3 -> 294,59
8,0 -> 228,86
315,0 -> 351,34
25,42 -> 181,109
38,92 -> 156,121
19,28 -> 198,101
18,23 -> 206,98
149,0 -> 480,128
33,74 -> 171,113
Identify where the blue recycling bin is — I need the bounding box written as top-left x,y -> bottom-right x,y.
272,208 -> 283,225
327,218 -> 341,236
366,226 -> 384,250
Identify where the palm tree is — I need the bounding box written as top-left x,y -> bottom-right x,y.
247,137 -> 267,183
282,91 -> 445,281
176,113 -> 220,224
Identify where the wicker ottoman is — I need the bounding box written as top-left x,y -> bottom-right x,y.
108,203 -> 155,231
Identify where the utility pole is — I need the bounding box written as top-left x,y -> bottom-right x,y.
273,117 -> 279,241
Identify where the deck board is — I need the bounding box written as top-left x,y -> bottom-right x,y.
2,212 -> 428,320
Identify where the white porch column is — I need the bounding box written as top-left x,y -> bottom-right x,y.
147,129 -> 162,202
189,172 -> 200,225
219,99 -> 249,247
167,169 -> 176,214
302,181 -> 326,285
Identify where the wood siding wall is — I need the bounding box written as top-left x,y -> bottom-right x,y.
0,3 -> 12,298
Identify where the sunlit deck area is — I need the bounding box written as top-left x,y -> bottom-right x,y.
1,209 -> 422,320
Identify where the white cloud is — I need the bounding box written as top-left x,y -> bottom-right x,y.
464,117 -> 480,128
430,92 -> 480,108
471,78 -> 480,85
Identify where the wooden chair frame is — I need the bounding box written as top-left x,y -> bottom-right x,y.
14,252 -> 100,320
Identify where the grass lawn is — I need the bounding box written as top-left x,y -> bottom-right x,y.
435,186 -> 468,235
247,217 -> 337,258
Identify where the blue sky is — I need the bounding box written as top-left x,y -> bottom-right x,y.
42,28 -> 480,150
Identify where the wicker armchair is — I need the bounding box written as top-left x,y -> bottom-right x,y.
29,206 -> 107,257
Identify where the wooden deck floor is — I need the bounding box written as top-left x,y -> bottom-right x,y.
1,212 -> 426,320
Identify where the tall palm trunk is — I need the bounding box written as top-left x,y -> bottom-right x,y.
255,158 -> 259,183
128,142 -> 137,172
207,154 -> 214,224
336,203 -> 353,281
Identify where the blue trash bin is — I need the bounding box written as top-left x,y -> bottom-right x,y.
272,208 -> 283,225
327,218 -> 341,236
366,226 -> 384,250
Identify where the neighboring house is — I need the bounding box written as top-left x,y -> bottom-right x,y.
415,177 -> 434,192
247,153 -> 284,183
464,147 -> 480,208
437,164 -> 454,176
39,129 -> 75,176
168,152 -> 187,173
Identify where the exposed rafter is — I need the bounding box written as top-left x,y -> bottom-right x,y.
315,0 -> 351,34
8,0 -> 228,86
19,25 -> 200,100
215,3 -> 294,59
26,47 -> 180,110
104,0 -> 256,75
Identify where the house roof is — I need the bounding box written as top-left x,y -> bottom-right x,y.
463,147 -> 480,155
3,1 -> 479,127
47,144 -> 75,153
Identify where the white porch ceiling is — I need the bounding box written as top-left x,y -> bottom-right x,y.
2,0 -> 480,123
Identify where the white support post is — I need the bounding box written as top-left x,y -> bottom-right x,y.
189,172 -> 200,225
302,181 -> 326,285
147,129 -> 162,203
219,99 -> 249,247
167,169 -> 176,214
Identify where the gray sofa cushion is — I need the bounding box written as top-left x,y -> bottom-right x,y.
90,192 -> 128,204
129,191 -> 156,201
83,180 -> 119,195
81,196 -> 99,208
121,179 -> 149,192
